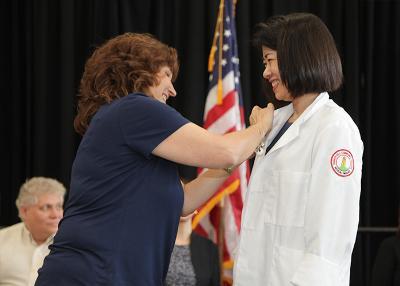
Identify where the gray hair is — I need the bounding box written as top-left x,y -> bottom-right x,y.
15,177 -> 66,209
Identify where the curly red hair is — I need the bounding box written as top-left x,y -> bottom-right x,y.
74,33 -> 179,135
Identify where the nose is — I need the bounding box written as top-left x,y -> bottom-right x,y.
169,84 -> 177,97
49,207 -> 63,219
263,65 -> 271,80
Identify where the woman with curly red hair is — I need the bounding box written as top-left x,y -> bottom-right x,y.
35,33 -> 274,285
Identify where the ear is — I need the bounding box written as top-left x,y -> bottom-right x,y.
19,206 -> 29,220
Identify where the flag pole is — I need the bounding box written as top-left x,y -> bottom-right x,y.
216,0 -> 226,284
217,0 -> 235,284
218,196 -> 225,286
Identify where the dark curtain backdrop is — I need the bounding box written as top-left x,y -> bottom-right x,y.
2,0 -> 400,285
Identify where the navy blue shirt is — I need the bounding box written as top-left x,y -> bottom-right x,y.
36,93 -> 189,286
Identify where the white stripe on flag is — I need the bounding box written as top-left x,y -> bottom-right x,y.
198,213 -> 217,241
207,106 -> 238,134
204,71 -> 236,118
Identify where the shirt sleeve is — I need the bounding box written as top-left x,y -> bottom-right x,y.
118,94 -> 189,158
290,120 -> 364,286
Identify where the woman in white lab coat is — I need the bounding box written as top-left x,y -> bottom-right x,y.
233,13 -> 363,286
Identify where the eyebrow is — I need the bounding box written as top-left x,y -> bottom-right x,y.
264,52 -> 275,58
39,203 -> 62,207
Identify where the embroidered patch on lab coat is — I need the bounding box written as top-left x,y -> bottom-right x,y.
330,149 -> 354,177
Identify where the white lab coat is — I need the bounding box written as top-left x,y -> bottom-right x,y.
233,92 -> 363,286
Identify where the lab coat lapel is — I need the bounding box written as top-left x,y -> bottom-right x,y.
252,104 -> 292,170
267,117 -> 299,155
266,92 -> 330,155
264,104 -> 293,148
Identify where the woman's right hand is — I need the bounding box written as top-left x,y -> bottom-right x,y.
249,103 -> 275,135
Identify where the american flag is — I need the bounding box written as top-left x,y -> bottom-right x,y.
192,0 -> 249,284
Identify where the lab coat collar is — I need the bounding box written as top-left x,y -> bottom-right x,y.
263,92 -> 329,156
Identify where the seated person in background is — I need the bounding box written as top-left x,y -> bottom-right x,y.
0,177 -> 66,286
371,205 -> 400,286
166,210 -> 220,286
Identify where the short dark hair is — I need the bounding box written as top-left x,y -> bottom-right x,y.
253,13 -> 343,98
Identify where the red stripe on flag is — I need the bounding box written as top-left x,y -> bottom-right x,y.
225,126 -> 237,134
239,106 -> 246,126
228,175 -> 244,232
203,90 -> 236,129
194,223 -> 209,238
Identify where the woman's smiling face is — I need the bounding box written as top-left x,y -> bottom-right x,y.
146,66 -> 177,104
262,46 -> 293,102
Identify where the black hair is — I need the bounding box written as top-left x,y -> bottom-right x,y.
253,13 -> 343,98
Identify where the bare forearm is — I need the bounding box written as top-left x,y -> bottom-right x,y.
182,169 -> 230,215
220,123 -> 266,166
152,104 -> 274,170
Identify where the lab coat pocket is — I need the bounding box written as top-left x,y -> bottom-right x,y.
270,245 -> 304,286
268,170 -> 310,227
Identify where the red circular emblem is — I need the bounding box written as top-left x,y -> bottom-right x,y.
330,149 -> 354,177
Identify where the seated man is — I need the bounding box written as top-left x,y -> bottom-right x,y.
0,177 -> 66,286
